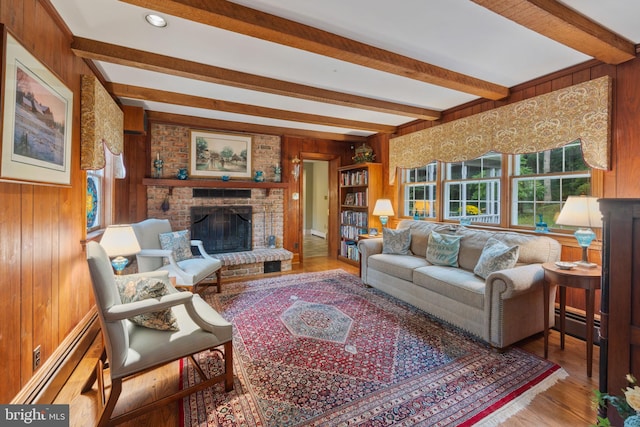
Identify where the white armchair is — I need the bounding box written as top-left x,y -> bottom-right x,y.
84,241 -> 233,426
132,218 -> 223,293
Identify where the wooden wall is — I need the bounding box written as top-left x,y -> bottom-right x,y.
0,0 -> 96,402
2,0 -> 640,406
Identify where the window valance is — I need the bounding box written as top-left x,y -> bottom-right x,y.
389,76 -> 611,184
80,74 -> 125,177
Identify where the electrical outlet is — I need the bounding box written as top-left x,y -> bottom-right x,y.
33,345 -> 41,371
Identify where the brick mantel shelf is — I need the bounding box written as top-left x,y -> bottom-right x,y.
142,178 -> 288,196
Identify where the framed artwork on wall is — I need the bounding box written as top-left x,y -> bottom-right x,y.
0,27 -> 73,186
189,130 -> 252,179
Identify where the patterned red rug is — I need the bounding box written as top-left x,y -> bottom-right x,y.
180,270 -> 566,426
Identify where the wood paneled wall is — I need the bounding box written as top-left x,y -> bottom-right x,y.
0,0 -> 96,402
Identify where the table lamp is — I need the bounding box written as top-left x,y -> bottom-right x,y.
99,224 -> 141,274
555,196 -> 602,268
373,199 -> 394,228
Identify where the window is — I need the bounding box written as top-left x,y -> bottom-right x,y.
444,153 -> 501,224
511,141 -> 590,229
402,162 -> 437,219
400,142 -> 597,231
86,149 -> 117,233
86,169 -> 103,232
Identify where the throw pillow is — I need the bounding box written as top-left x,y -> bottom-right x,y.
426,231 -> 462,267
473,237 -> 520,279
159,229 -> 192,262
382,227 -> 412,255
115,276 -> 179,331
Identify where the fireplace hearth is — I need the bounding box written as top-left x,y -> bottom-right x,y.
190,206 -> 252,254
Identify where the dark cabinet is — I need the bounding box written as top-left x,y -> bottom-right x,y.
599,199 -> 640,423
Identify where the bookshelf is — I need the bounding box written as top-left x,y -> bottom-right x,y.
338,163 -> 382,265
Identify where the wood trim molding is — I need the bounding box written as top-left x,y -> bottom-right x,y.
11,308 -> 100,404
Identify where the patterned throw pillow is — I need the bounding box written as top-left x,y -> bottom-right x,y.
473,237 -> 520,279
426,231 -> 462,267
159,229 -> 192,262
382,227 -> 412,255
115,276 -> 179,331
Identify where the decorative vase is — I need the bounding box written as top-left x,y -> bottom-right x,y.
535,214 -> 549,233
153,158 -> 164,178
254,170 -> 264,182
273,165 -> 282,182
176,168 -> 188,180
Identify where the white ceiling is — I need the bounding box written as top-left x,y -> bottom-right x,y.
49,0 -> 640,140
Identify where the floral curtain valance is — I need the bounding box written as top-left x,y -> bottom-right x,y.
80,74 -> 125,177
389,76 -> 611,184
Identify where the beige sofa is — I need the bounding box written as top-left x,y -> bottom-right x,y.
358,220 -> 561,349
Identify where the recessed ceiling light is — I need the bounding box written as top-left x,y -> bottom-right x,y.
145,13 -> 167,28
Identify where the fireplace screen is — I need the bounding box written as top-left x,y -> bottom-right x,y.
190,206 -> 252,254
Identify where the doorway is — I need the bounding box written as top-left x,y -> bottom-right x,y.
302,160 -> 329,258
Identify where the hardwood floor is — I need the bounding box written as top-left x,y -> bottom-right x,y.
58,257 -> 600,426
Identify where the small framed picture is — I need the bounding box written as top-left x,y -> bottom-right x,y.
368,228 -> 378,236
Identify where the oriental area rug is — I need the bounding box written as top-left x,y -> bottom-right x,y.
180,270 -> 567,427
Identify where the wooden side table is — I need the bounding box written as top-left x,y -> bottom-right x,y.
541,262 -> 601,377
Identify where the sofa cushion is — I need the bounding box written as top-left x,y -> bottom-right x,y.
473,237 -> 520,279
368,254 -> 430,282
426,231 -> 462,267
382,227 -> 412,255
413,266 -> 486,310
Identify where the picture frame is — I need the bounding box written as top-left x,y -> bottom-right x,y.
1,28 -> 73,186
189,130 -> 252,179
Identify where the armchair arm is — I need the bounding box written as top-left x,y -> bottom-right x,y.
191,239 -> 215,260
104,292 -> 194,322
137,248 -> 173,258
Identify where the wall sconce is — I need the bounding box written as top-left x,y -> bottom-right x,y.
291,156 -> 301,182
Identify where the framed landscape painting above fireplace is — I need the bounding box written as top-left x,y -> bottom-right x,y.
189,130 -> 252,179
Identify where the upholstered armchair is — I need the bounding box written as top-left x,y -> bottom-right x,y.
84,241 -> 233,426
132,218 -> 223,293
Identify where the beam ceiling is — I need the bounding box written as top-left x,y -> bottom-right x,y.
107,83 -> 398,133
473,0 -> 635,65
120,0 -> 510,101
71,38 -> 441,122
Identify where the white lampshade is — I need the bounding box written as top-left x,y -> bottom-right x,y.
556,196 -> 602,228
100,225 -> 141,257
373,199 -> 394,217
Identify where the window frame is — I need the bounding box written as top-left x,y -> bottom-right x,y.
397,143 -> 602,233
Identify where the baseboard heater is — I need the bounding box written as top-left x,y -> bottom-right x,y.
553,309 -> 601,345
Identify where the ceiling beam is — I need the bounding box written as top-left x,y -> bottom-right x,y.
473,0 -> 635,65
107,83 -> 397,133
72,38 -> 441,121
121,0 -> 509,100
145,111 -> 368,142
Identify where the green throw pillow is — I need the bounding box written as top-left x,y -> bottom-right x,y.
159,229 -> 192,262
115,276 -> 179,331
382,227 -> 412,255
473,237 -> 520,279
426,231 -> 462,267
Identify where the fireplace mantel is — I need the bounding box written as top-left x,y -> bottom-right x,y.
142,178 -> 288,195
